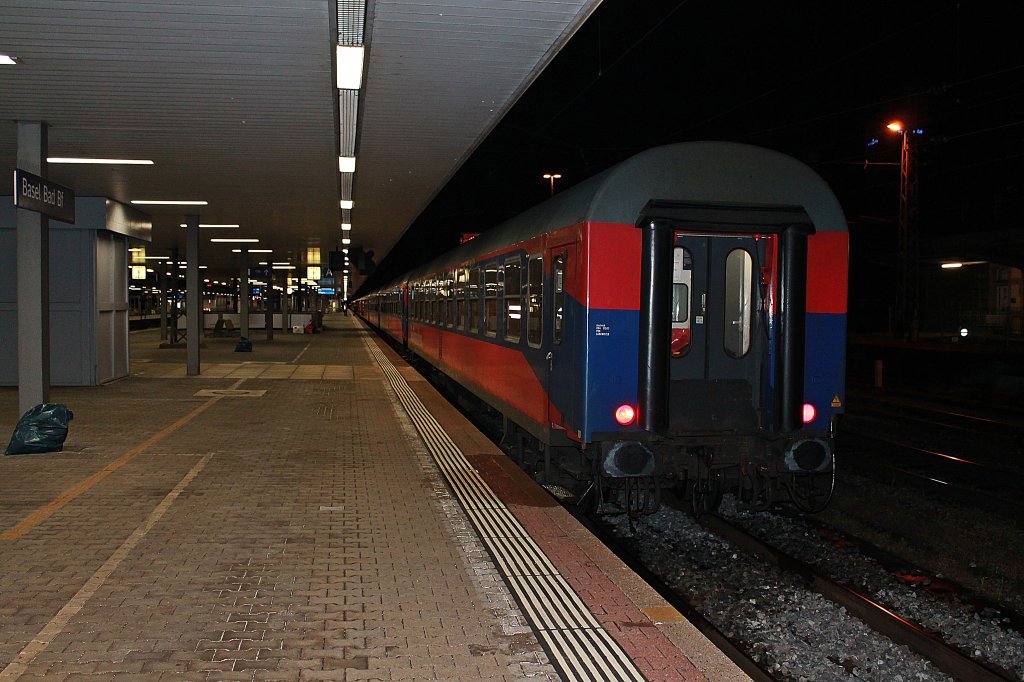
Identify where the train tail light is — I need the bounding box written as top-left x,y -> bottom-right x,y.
802,403 -> 817,424
614,404 -> 636,426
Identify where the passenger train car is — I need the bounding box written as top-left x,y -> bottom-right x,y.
356,142 -> 848,514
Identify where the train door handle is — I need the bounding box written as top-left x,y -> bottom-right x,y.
546,352 -> 553,371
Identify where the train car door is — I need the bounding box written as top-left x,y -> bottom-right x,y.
545,243 -> 577,436
670,234 -> 766,432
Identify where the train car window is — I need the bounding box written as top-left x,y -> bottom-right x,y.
505,256 -> 522,342
429,280 -> 437,324
724,248 -> 753,358
440,277 -> 448,326
469,267 -> 481,333
455,268 -> 468,330
527,256 -> 543,347
553,253 -> 565,345
484,263 -> 498,336
447,271 -> 456,327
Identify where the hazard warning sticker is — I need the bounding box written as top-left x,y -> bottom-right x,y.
831,395 -> 842,408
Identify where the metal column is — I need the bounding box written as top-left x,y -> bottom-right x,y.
185,215 -> 201,375
238,248 -> 250,340
280,272 -> 290,331
158,268 -> 168,341
16,121 -> 50,416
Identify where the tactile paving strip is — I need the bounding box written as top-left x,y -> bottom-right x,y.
364,338 -> 646,682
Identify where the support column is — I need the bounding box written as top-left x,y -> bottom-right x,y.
16,121 -> 50,417
280,275 -> 290,331
169,248 -> 180,343
238,249 -> 250,340
158,268 -> 168,341
185,215 -> 201,375
264,269 -> 274,342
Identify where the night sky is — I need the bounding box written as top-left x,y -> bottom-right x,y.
363,0 -> 1024,329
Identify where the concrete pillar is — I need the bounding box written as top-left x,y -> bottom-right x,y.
280,276 -> 290,331
185,215 -> 201,375
264,269 -> 274,342
238,249 -> 250,340
158,268 -> 168,341
16,121 -> 50,417
169,248 -> 180,342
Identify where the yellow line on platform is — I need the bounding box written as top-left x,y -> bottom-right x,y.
0,455 -> 212,680
0,379 -> 240,541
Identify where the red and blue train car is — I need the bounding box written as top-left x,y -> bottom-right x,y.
358,142 -> 848,513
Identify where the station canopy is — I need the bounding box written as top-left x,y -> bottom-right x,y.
0,0 -> 600,292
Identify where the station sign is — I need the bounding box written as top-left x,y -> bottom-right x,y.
248,266 -> 272,280
13,169 -> 75,223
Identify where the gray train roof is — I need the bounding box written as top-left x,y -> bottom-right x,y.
392,142 -> 847,288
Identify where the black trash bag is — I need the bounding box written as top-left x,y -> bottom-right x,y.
234,336 -> 253,352
4,403 -> 74,456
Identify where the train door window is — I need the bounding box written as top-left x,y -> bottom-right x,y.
469,267 -> 481,333
527,255 -> 543,347
553,253 -> 565,345
671,247 -> 692,356
724,248 -> 753,358
504,255 -> 522,342
484,263 -> 498,336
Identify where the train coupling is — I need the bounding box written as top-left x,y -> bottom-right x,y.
782,437 -> 834,473
600,439 -> 657,478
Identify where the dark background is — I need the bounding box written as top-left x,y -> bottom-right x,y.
361,0 -> 1024,333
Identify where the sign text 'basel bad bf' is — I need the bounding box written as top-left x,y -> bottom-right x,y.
13,168 -> 76,223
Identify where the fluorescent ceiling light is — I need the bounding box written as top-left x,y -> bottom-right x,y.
48,157 -> 153,165
211,238 -> 259,243
339,156 -> 356,173
179,223 -> 239,228
272,265 -> 296,270
340,200 -> 354,209
341,223 -> 352,231
231,249 -> 272,253
0,55 -> 19,65
336,45 -> 364,89
143,256 -> 170,260
131,200 -> 208,206
342,238 -> 351,245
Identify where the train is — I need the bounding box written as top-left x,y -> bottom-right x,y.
355,142 -> 848,516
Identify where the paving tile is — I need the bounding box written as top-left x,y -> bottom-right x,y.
0,316 -> 554,681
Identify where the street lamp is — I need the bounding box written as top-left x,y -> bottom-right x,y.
543,173 -> 562,197
886,120 -> 923,340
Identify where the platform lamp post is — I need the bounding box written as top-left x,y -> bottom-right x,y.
887,121 -> 922,340
543,173 -> 562,197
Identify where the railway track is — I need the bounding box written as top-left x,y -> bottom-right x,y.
701,513 -> 1018,682
592,500 -> 1024,682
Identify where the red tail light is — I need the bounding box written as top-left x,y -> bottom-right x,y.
802,403 -> 817,424
615,404 -> 636,426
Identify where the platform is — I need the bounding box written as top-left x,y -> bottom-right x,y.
0,315 -> 748,681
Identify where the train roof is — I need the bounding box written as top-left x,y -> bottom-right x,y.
385,141 -> 847,288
